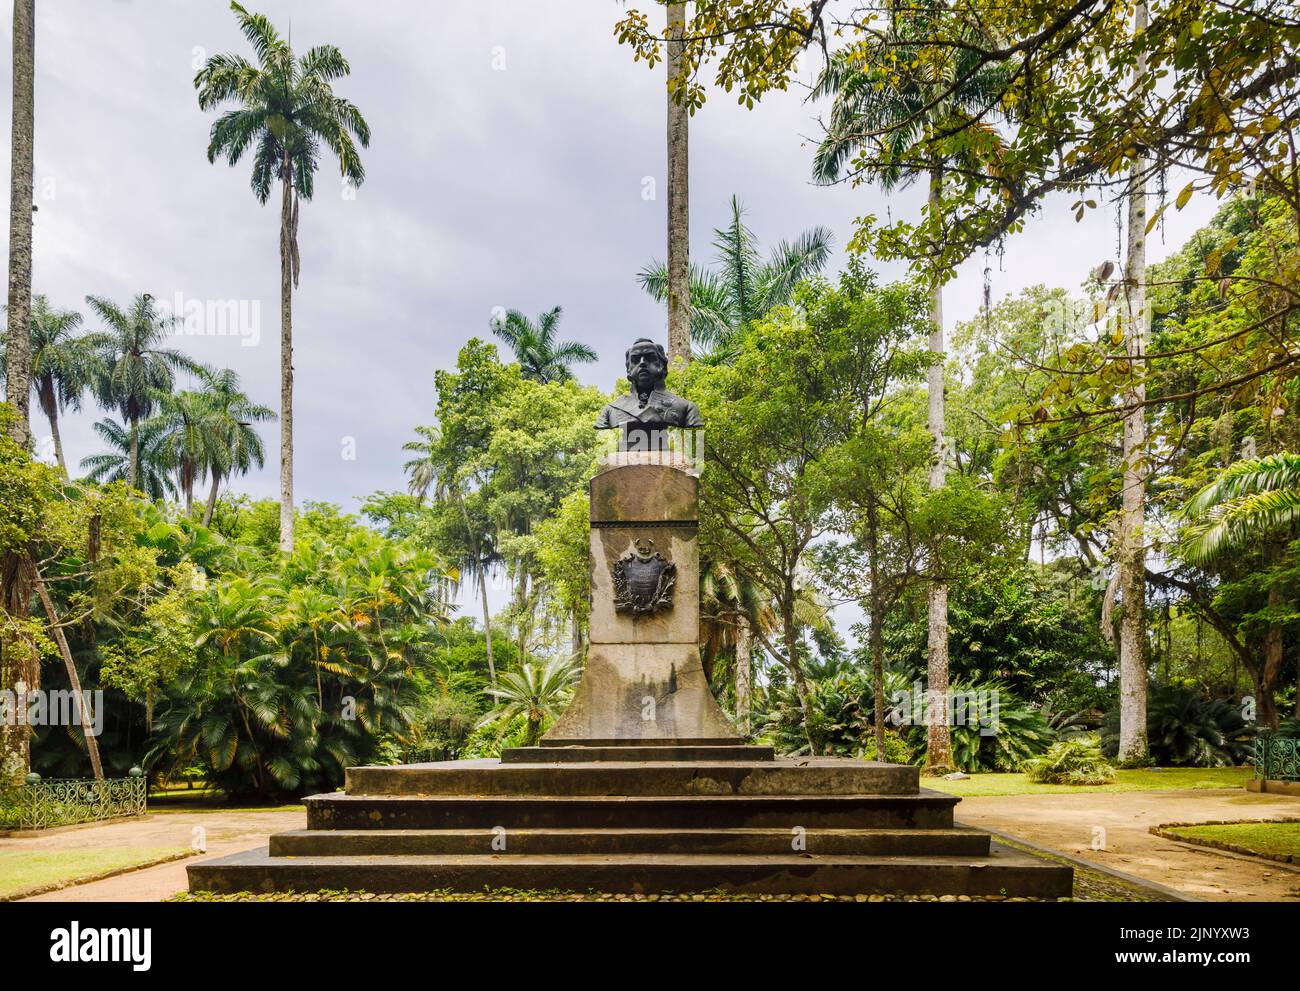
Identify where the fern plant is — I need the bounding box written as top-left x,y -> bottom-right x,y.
1023,738 -> 1116,785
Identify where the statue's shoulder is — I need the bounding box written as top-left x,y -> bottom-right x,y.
660,389 -> 702,428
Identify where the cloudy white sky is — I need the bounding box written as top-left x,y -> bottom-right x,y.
3,1 -> 1221,615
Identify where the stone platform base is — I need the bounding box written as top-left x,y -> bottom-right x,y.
502,744 -> 775,763
1246,778 -> 1300,797
187,754 -> 1072,898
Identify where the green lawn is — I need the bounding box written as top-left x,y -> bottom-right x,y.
924,766 -> 1252,797
1165,821 -> 1300,859
0,848 -> 189,900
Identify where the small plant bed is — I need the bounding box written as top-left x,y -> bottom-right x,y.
0,848 -> 192,901
1152,819 -> 1300,864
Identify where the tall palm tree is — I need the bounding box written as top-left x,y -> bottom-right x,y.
198,367 -> 273,527
151,387 -> 222,517
4,0 -> 34,451
637,196 -> 832,362
404,423 -> 499,685
80,416 -> 177,502
0,296 -> 103,472
811,14 -> 1008,773
86,293 -> 199,490
489,307 -> 597,384
196,1 -> 371,554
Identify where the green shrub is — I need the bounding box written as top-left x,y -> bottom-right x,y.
857,729 -> 913,764
902,681 -> 1055,772
1102,685 -> 1255,767
0,785 -> 22,829
1023,738 -> 1116,785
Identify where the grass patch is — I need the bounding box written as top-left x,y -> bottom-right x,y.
0,848 -> 190,900
924,766 -> 1252,797
1161,821 -> 1300,860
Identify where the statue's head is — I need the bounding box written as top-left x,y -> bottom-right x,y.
625,338 -> 668,394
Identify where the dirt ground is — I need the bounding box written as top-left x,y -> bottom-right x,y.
955,788 -> 1300,901
9,809 -> 304,902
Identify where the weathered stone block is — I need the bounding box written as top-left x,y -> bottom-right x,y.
590,463 -> 698,523
589,526 -> 698,644
544,643 -> 737,743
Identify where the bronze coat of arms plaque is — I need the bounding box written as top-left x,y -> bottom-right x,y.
611,537 -> 676,615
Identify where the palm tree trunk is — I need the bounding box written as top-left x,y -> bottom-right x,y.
202,469 -> 222,527
666,2 -> 691,365
28,554 -> 103,780
1117,0 -> 1150,765
924,168 -> 953,775
38,377 -> 65,473
278,155 -> 295,553
128,417 -> 140,491
734,611 -> 752,736
5,0 -> 34,447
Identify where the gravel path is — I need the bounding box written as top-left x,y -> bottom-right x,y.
955,788 -> 1300,901
9,809 -> 304,902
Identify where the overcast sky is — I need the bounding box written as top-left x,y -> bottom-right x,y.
2,1 -> 1221,618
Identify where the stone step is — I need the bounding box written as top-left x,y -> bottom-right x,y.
343,758 -> 917,797
306,791 -> 958,831
269,826 -> 991,858
502,744 -> 775,763
188,845 -> 1071,897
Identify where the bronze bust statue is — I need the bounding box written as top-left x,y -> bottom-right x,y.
596,338 -> 703,430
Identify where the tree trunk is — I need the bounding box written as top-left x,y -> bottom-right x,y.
477,564 -> 497,686
665,2 -> 691,365
1117,0 -> 1150,766
782,604 -> 816,755
866,500 -> 887,764
202,469 -> 222,527
278,156 -> 295,553
0,553 -> 33,785
1260,582 -> 1284,729
570,608 -> 583,660
5,0 -> 34,447
734,612 -> 752,736
514,567 -> 531,660
38,377 -> 65,473
28,554 -> 102,779
924,168 -> 953,774
128,417 -> 140,491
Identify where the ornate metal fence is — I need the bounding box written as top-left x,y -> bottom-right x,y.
11,773 -> 147,830
1254,732 -> 1299,781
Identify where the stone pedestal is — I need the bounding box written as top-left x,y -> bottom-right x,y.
543,456 -> 738,744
